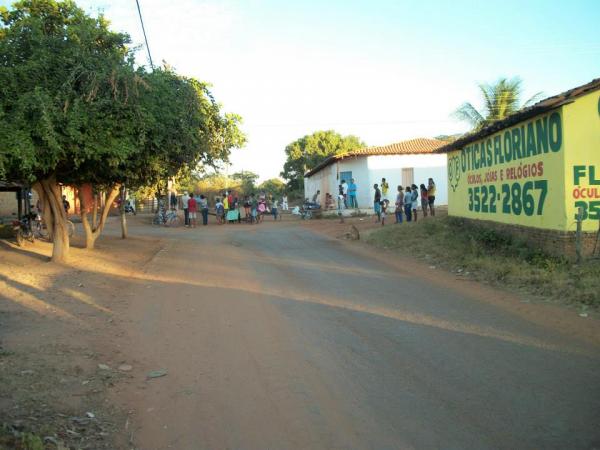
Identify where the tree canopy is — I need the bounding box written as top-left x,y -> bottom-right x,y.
257,178 -> 286,198
280,130 -> 364,191
0,0 -> 245,260
454,77 -> 542,130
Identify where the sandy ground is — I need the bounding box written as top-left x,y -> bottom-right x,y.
1,213 -> 599,449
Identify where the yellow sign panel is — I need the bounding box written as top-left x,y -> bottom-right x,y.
447,91 -> 600,232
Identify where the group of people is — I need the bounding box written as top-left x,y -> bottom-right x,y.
373,177 -> 436,225
176,190 -> 289,227
321,178 -> 359,210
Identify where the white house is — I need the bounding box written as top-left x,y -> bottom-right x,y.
303,138 -> 448,209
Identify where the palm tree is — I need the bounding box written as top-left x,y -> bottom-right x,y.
454,77 -> 542,130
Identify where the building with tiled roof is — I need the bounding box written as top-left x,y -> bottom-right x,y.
304,138 -> 448,210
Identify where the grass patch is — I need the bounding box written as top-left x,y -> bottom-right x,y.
365,216 -> 600,308
0,424 -> 45,450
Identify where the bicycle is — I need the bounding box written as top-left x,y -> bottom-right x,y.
164,209 -> 180,227
33,216 -> 74,239
13,215 -> 35,246
153,204 -> 180,227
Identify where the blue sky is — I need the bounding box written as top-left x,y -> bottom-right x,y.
2,0 -> 599,180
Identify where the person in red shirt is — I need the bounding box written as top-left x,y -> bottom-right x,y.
187,195 -> 198,228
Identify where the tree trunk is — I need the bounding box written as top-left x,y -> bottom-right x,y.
79,184 -> 120,249
119,186 -> 128,239
92,194 -> 98,229
39,177 -> 69,263
32,182 -> 54,240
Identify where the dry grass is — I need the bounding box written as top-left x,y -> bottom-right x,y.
365,216 -> 600,309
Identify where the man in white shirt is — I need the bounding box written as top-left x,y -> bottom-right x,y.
181,191 -> 190,227
341,179 -> 348,208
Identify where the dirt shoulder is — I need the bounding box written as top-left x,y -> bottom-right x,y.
0,224 -> 163,449
301,215 -> 600,349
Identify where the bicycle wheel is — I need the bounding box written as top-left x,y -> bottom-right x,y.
36,222 -> 49,239
67,220 -> 75,237
167,214 -> 180,227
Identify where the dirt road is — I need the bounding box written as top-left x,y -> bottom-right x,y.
1,215 -> 599,449
100,217 -> 600,450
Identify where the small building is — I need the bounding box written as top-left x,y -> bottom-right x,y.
436,78 -> 600,257
303,138 -> 448,209
0,181 -> 29,221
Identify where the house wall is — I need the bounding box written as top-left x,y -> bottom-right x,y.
304,153 -> 448,209
0,191 -> 20,219
366,154 -> 447,207
303,163 -> 337,204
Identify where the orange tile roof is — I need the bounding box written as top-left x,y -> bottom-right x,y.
305,138 -> 446,177
348,138 -> 446,156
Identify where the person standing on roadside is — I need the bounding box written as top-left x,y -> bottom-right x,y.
62,195 -> 70,217
215,197 -> 224,224
381,178 -> 389,201
404,186 -> 413,221
181,191 -> 190,227
380,199 -> 389,226
271,195 -> 279,220
312,190 -> 321,206
427,178 -> 436,216
410,184 -> 419,222
420,184 -> 429,217
348,178 -> 358,209
223,191 -> 229,215
282,193 -> 289,211
341,179 -> 348,208
373,183 -> 382,222
188,194 -> 197,228
395,185 -> 404,224
199,194 -> 209,226
250,193 -> 258,224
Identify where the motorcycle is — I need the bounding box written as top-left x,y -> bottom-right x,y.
12,214 -> 35,246
124,201 -> 136,215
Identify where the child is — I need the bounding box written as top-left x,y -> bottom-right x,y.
187,195 -> 197,228
271,196 -> 279,220
243,195 -> 251,221
337,193 -> 345,223
420,184 -> 429,217
215,198 -> 224,224
380,199 -> 389,226
395,185 -> 404,224
257,198 -> 266,223
404,186 -> 413,222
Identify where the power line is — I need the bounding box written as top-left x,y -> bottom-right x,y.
135,0 -> 154,69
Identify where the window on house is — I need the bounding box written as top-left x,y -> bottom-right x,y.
402,168 -> 414,186
339,171 -> 352,183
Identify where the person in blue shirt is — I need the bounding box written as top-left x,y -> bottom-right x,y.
348,178 -> 358,209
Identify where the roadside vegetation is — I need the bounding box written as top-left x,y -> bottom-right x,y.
365,216 -> 600,309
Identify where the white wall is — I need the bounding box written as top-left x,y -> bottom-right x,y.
304,153 -> 447,207
366,154 -> 447,205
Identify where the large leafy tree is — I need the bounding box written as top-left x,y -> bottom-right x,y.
258,178 -> 286,198
454,77 -> 542,130
280,130 -> 364,191
231,170 -> 259,195
0,0 -> 140,261
0,0 -> 245,260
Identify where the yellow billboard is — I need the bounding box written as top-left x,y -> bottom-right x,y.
447,90 -> 599,232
